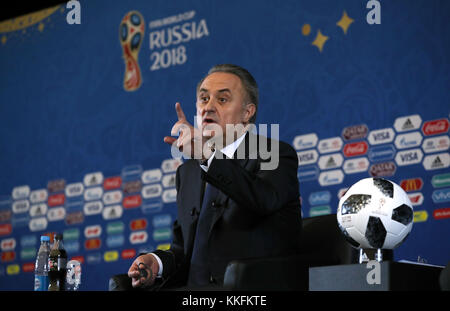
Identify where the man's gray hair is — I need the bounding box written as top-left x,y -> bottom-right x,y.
197,64 -> 258,124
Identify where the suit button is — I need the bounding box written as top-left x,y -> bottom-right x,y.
190,207 -> 196,216
211,201 -> 215,207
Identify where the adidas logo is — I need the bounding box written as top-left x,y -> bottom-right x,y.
326,157 -> 337,168
402,118 -> 414,130
432,156 -> 443,168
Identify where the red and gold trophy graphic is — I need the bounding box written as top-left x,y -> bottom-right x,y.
119,11 -> 144,91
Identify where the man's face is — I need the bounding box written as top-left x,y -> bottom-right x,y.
196,72 -> 253,143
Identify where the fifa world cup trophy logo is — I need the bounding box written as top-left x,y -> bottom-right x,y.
119,11 -> 144,91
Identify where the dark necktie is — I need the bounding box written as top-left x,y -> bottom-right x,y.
187,182 -> 219,286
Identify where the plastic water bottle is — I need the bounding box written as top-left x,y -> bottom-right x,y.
34,235 -> 50,291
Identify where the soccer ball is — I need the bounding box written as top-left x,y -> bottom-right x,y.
337,177 -> 413,250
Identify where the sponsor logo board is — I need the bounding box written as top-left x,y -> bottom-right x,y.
130,231 -> 148,244
84,187 -> 103,201
47,179 -> 66,193
394,132 -> 423,149
309,205 -> 331,217
432,188 -> 450,203
422,135 -> 449,153
293,133 -> 318,150
29,203 -> 48,218
395,149 -> 423,166
317,137 -> 343,154
65,211 -> 84,226
297,165 -> 319,181
83,201 -> 103,216
103,176 -> 122,190
29,217 -> 48,232
431,173 -> 450,188
308,191 -> 331,206
161,159 -> 182,173
369,162 -> 397,177
413,210 -> 428,223
12,185 -> 30,200
12,200 -> 30,214
297,150 -> 318,166
65,183 -> 84,198
141,169 -> 162,184
368,144 -> 396,162
394,114 -> 422,133
318,153 -> 343,170
368,128 -> 395,145
162,174 -> 176,188
422,119 -> 449,136
342,124 -> 368,141
318,169 -> 344,186
102,205 -> 123,220
343,157 -> 369,174
102,190 -> 123,206
47,206 -> 66,222
123,195 -> 142,209
343,141 -> 368,157
400,178 -> 423,192
48,194 -> 65,207
433,208 -> 450,220
83,172 -> 104,187
142,184 -> 163,199
408,192 -> 424,206
30,189 -> 48,203
423,153 -> 450,170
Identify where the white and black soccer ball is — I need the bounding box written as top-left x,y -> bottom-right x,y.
337,177 -> 414,250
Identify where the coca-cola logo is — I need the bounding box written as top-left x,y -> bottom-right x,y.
422,119 -> 449,136
369,162 -> 396,177
48,193 -> 65,207
103,176 -> 122,190
123,195 -> 142,209
343,141 -> 368,157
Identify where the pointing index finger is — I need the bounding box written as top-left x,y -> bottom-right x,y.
175,102 -> 186,121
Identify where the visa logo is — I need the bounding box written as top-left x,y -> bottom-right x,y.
395,149 -> 423,166
402,152 -> 418,161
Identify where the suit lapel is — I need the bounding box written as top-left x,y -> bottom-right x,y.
207,132 -> 257,235
185,163 -> 205,255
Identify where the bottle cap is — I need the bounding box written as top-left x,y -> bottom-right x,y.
40,236 -> 50,242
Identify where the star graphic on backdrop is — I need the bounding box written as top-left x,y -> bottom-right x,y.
1,36 -> 6,45
38,22 -> 45,32
336,10 -> 354,35
311,29 -> 328,52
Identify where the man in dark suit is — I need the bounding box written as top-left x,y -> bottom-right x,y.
127,64 -> 302,289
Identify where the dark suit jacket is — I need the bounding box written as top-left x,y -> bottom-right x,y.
152,132 -> 302,288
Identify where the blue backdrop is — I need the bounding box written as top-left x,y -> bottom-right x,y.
0,0 -> 449,290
